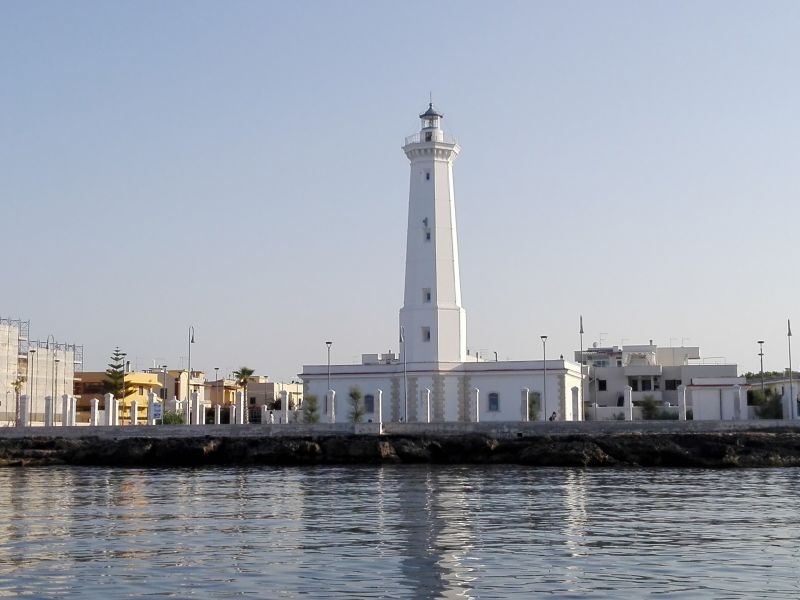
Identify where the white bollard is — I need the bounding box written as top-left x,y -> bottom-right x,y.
130,400 -> 139,426
678,385 -> 687,421
62,395 -> 73,426
624,386 -> 633,421
61,395 -> 69,426
18,394 -> 30,427
45,396 -> 54,427
236,392 -> 246,424
376,389 -> 382,426
147,392 -> 157,425
280,390 -> 289,425
521,388 -> 530,422
571,387 -> 580,422
424,388 -> 431,423
104,393 -> 114,426
90,398 -> 99,426
736,385 -> 747,421
214,404 -> 221,425
19,394 -> 30,427
327,390 -> 336,424
191,392 -> 201,425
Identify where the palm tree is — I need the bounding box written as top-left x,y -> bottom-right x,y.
233,366 -> 255,405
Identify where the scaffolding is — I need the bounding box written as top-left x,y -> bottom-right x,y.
1,316 -> 83,425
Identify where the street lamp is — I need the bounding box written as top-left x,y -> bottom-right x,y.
46,335 -> 56,412
54,358 -> 60,413
758,340 -> 765,393
187,326 -> 195,424
28,349 -> 36,419
788,320 -> 794,420
541,335 -> 548,418
325,341 -> 332,394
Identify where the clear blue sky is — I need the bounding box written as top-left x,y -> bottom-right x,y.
2,1 -> 799,379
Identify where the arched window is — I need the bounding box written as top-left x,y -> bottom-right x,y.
364,394 -> 375,413
488,392 -> 499,412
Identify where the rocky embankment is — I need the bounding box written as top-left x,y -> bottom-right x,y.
2,430 -> 800,468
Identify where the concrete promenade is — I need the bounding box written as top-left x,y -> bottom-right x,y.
0,419 -> 797,441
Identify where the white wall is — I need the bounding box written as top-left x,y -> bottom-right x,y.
302,360 -> 584,423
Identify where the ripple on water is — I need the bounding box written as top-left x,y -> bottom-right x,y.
0,466 -> 798,598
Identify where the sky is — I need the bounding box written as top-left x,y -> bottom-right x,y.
2,1 -> 799,380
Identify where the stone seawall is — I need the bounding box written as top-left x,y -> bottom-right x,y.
2,425 -> 800,468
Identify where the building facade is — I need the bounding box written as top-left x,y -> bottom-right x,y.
576,343 -> 746,420
1,317 -> 82,426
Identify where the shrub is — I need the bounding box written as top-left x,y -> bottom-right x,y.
639,395 -> 659,420
757,396 -> 783,419
527,391 -> 541,421
303,394 -> 320,424
161,410 -> 184,425
348,386 -> 365,423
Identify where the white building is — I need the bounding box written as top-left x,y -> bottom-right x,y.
301,105 -> 583,422
576,343 -> 748,420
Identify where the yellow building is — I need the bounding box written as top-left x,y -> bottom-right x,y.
205,378 -> 239,407
74,371 -> 162,424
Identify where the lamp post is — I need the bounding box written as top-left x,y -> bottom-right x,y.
54,358 -> 60,413
758,340 -> 765,393
400,327 -> 407,422
325,342 -> 333,404
788,320 -> 793,420
541,335 -> 548,419
187,326 -> 195,424
28,349 -> 36,410
46,335 -> 55,415
579,316 -> 585,421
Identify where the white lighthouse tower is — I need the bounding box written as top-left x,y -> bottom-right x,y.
399,104 -> 467,364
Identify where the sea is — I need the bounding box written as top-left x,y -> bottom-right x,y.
0,465 -> 798,598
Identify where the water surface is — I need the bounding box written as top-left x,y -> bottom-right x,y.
0,466 -> 798,598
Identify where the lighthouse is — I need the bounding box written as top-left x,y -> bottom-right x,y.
301,104 -> 583,424
399,104 -> 467,364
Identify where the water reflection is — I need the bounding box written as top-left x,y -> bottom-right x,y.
0,467 -> 798,598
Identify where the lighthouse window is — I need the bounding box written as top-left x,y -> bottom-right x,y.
423,288 -> 431,303
424,229 -> 431,241
422,327 -> 431,342
425,132 -> 432,142
425,171 -> 430,181
488,393 -> 500,412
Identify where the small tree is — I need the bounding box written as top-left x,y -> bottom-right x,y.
527,391 -> 541,421
103,347 -> 127,398
12,375 -> 26,425
303,394 -> 320,424
756,389 -> 783,419
161,410 -> 184,425
233,367 -> 255,403
640,394 -> 659,420
348,386 -> 366,423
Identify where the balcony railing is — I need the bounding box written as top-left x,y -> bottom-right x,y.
404,132 -> 458,146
